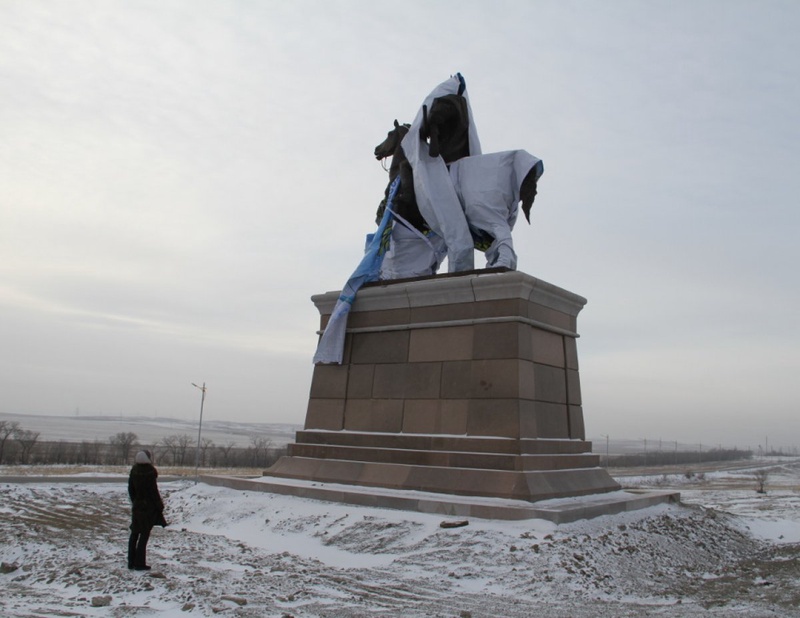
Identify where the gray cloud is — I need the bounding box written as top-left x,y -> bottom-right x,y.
1,1 -> 799,447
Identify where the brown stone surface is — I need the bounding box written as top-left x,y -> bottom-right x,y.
288,443 -> 599,472
440,360 -> 471,398
203,474 -> 678,524
266,458 -> 620,502
372,362 -> 442,400
529,401 -> 570,438
470,359 -> 525,399
568,405 -> 586,440
345,364 -> 374,399
280,271 -> 621,506
533,363 -> 568,403
408,326 -> 473,362
304,399 -> 344,431
309,364 -> 349,399
347,307 -> 410,329
566,368 -> 582,405
408,302 -> 476,324
402,400 -> 440,434
518,360 -> 536,401
466,399 -> 521,438
564,336 -> 579,370
350,331 -> 410,364
344,399 -> 403,432
439,399 -> 469,434
472,321 -> 522,360
293,430 -> 593,455
474,298 -> 529,320
531,328 -> 566,367
370,364 -> 408,400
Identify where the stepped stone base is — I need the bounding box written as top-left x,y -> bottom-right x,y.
203,475 -> 679,524
266,269 -> 622,505
269,430 -> 619,502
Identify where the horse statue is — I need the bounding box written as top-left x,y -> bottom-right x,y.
313,74 -> 542,364
374,117 -> 543,278
373,121 -> 447,280
420,92 -> 541,226
421,93 -> 471,163
373,121 -> 425,231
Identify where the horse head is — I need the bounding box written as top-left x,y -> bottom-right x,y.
374,120 -> 410,161
421,95 -> 470,163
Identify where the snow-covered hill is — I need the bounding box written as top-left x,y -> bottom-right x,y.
0,412 -> 300,447
1,463 -> 799,616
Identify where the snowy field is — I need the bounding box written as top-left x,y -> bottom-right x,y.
0,413 -> 300,448
1,460 -> 799,617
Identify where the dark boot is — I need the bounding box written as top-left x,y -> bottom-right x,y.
127,532 -> 137,569
134,528 -> 151,569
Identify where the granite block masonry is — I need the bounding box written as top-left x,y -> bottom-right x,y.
266,269 -> 621,502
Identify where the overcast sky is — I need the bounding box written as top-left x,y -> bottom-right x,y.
1,1 -> 798,449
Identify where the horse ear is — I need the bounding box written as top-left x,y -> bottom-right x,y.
394,119 -> 400,129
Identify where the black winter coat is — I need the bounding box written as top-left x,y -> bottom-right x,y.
128,463 -> 167,532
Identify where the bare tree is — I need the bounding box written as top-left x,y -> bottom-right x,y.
0,420 -> 20,464
217,441 -> 236,467
80,440 -> 102,465
14,429 -> 40,464
178,434 -> 196,465
46,440 -> 69,465
109,432 -> 139,465
249,435 -> 272,468
199,438 -> 214,467
164,434 -> 196,466
161,435 -> 180,465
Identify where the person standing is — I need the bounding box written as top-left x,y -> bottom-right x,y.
127,449 -> 167,571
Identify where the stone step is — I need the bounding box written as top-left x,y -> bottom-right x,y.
266,456 -> 621,502
203,474 -> 679,524
294,430 -> 593,455
288,442 -> 600,471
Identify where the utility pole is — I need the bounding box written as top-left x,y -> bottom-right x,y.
191,382 -> 207,483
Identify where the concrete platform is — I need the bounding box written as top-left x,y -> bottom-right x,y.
198,474 -> 680,524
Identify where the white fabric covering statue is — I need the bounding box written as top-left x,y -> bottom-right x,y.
379,73 -> 543,278
313,74 -> 544,364
397,74 -> 481,274
449,150 -> 544,270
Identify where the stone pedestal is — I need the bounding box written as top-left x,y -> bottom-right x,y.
266,269 -> 621,502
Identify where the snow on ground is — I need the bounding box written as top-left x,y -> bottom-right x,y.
0,412 -> 300,448
1,461 -> 799,617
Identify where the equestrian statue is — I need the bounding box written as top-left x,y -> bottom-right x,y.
373,73 -> 543,279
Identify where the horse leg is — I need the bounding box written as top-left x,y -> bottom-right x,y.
380,224 -> 446,280
459,191 -> 517,269
479,218 -> 516,270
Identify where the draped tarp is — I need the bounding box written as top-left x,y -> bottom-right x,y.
312,178 -> 399,364
449,150 -> 544,270
400,74 -> 481,272
379,214 -> 447,280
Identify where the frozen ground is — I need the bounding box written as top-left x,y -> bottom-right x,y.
0,412 -> 299,447
1,460 -> 799,617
